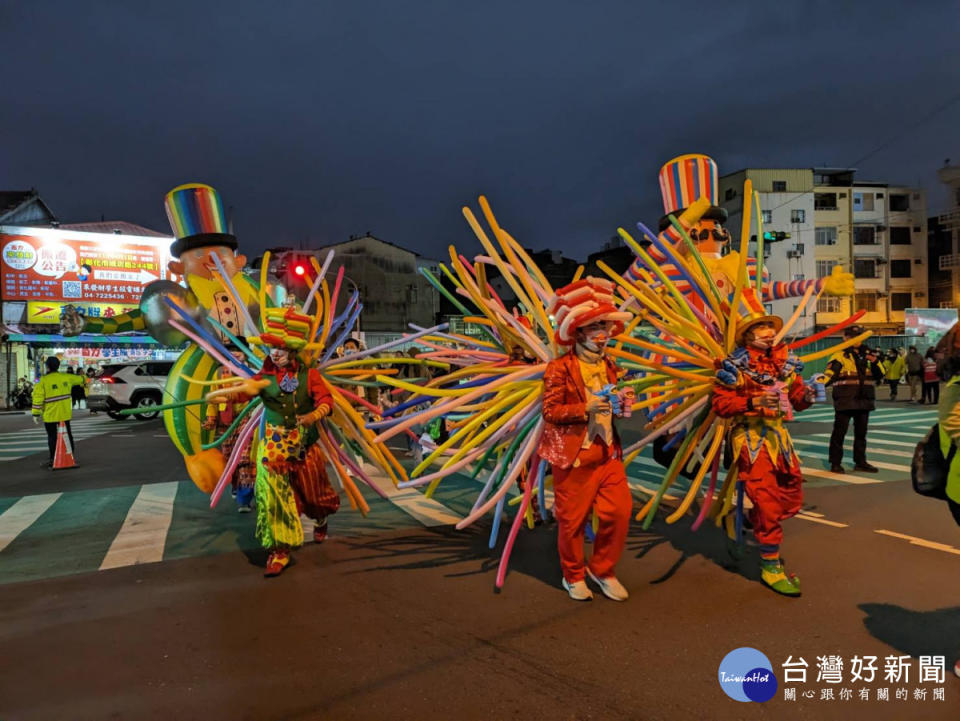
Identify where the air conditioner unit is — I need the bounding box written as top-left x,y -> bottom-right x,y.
914,258 -> 923,265
876,225 -> 887,232
875,257 -> 888,265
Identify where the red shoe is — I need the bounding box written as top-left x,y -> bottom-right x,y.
313,519 -> 328,544
264,551 -> 290,577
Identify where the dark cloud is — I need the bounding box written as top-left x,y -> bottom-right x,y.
2,0 -> 959,260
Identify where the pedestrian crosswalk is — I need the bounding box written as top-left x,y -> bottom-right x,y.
0,415 -> 123,462
0,405 -> 940,585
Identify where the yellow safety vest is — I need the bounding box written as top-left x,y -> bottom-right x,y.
31,372 -> 85,422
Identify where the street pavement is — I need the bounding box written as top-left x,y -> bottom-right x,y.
0,402 -> 958,720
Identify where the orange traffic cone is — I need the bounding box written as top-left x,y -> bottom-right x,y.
52,421 -> 78,470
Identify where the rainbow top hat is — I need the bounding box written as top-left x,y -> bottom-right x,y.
164,183 -> 238,258
249,307 -> 316,351
657,154 -> 728,231
735,288 -> 783,345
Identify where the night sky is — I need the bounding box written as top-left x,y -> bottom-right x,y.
3,1 -> 959,261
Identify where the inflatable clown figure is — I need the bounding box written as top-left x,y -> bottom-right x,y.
61,184 -> 262,492
539,278 -> 636,602
710,289 -> 815,596
624,154 -> 854,307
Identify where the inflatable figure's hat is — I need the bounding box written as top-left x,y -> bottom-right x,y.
658,154 -> 729,231
164,183 -> 238,258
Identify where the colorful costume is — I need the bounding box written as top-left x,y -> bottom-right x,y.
711,292 -> 812,595
539,279 -> 633,600
244,308 -> 340,575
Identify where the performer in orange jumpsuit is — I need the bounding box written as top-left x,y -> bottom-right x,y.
539,278 -> 634,601
711,291 -> 815,596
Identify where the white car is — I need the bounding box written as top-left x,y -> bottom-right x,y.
87,361 -> 174,420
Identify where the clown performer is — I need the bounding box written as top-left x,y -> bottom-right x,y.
203,346 -> 256,512
210,307 -> 340,577
539,278 -> 635,601
60,184 -> 261,492
624,154 -> 854,308
711,291 -> 815,597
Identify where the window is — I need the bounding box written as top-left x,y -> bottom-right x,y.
725,188 -> 735,201
815,227 -> 838,245
761,210 -> 772,224
890,259 -> 911,278
889,226 -> 911,245
889,194 -> 910,211
855,292 -> 878,313
853,192 -> 875,211
814,193 -> 838,210
790,209 -> 806,223
891,292 -> 912,311
818,297 -> 842,313
941,301 -> 957,309
816,260 -> 836,278
853,226 -> 877,245
793,273 -> 805,281
772,181 -> 787,192
854,258 -> 877,278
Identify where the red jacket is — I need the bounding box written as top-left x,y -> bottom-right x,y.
712,346 -> 812,419
538,350 -> 621,469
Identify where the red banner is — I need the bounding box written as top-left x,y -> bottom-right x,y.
1,227 -> 169,305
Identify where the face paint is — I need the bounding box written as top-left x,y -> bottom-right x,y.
270,348 -> 291,367
747,324 -> 777,350
579,323 -> 611,352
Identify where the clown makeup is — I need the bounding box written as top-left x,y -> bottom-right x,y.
745,321 -> 777,350
577,321 -> 614,352
270,348 -> 292,367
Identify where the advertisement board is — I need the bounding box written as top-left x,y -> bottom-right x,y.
904,307 -> 959,347
1,226 -> 170,307
26,301 -> 140,325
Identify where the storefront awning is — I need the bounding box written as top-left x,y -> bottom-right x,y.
4,332 -> 162,346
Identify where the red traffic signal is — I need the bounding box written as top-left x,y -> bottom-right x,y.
294,264 -> 306,276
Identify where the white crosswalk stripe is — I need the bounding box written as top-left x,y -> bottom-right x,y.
0,494 -> 62,552
0,417 -> 123,461
100,483 -> 179,569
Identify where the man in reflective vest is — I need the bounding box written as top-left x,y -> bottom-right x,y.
823,326 -> 885,474
32,356 -> 86,468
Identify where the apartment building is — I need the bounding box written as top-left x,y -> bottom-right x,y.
719,169 -> 818,334
721,166 -> 928,334
930,163 -> 960,309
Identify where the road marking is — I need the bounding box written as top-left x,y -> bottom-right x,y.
796,512 -> 848,528
800,467 -> 883,484
809,433 -> 917,448
874,529 -> 960,556
374,475 -> 462,527
0,494 -> 62,552
792,438 -> 913,459
794,449 -> 909,473
109,434 -> 136,438
795,409 -> 935,422
99,482 -> 179,570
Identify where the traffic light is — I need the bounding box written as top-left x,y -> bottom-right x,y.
751,232 -> 791,243
274,251 -> 313,301
763,231 -> 790,242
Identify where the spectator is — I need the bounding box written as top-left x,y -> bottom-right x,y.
923,348 -> 941,405
882,348 -> 905,401
84,367 -> 99,415
905,345 -> 924,403
32,356 -> 85,469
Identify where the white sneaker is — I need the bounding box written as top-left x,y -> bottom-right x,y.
587,569 -> 629,601
561,577 -> 593,601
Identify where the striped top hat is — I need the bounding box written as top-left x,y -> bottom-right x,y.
657,154 -> 728,231
549,277 -> 632,347
164,183 -> 238,258
735,287 -> 783,345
